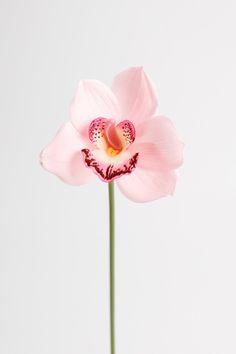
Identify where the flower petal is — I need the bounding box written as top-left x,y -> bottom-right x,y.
116,167 -> 177,203
70,80 -> 120,133
40,122 -> 95,185
135,116 -> 184,169
116,120 -> 136,147
89,117 -> 108,149
112,67 -> 158,125
81,148 -> 139,182
128,142 -> 165,171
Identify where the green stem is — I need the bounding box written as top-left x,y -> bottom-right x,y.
108,181 -> 115,354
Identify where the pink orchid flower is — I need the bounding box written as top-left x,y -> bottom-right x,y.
40,67 -> 183,202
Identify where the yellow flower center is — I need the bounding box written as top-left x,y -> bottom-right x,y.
107,146 -> 121,157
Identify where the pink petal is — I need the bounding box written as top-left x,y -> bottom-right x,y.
40,122 -> 95,185
112,67 -> 158,125
116,167 -> 177,203
70,80 -> 120,134
135,116 -> 184,169
81,148 -> 139,182
128,142 -> 165,171
117,142 -> 176,202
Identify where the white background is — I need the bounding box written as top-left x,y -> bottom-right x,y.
1,0 -> 236,353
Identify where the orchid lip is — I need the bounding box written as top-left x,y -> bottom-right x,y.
81,148 -> 139,182
81,117 -> 138,181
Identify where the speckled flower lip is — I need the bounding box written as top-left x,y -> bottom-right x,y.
81,117 -> 138,182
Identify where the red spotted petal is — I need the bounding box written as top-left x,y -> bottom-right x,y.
88,117 -> 108,147
81,148 -> 139,182
117,120 -> 135,147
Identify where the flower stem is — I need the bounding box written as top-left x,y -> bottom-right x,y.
108,181 -> 115,354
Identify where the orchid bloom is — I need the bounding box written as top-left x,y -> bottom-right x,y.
40,67 -> 183,202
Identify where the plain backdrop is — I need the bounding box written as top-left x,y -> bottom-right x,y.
1,0 -> 236,353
